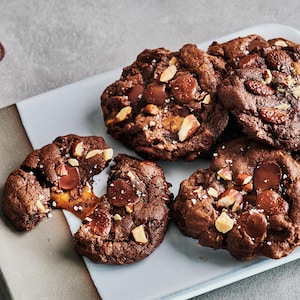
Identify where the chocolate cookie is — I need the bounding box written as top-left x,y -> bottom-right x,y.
101,44 -> 228,161
2,134 -> 113,231
172,137 -> 300,260
0,42 -> 4,61
208,35 -> 297,70
217,42 -> 300,151
73,154 -> 172,264
208,34 -> 269,69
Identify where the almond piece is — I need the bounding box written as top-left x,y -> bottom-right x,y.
215,211 -> 234,234
217,189 -> 242,208
293,85 -> 300,98
115,106 -> 132,123
259,107 -> 288,124
245,80 -> 275,96
73,141 -> 84,157
36,199 -> 48,213
202,93 -> 212,104
103,148 -> 113,161
168,56 -> 177,66
178,114 -> 200,142
207,187 -> 219,198
274,39 -> 288,47
113,213 -> 123,221
235,174 -> 253,186
67,158 -> 79,167
217,166 -> 232,181
160,64 -> 177,82
144,104 -> 159,115
263,69 -> 272,84
86,149 -> 103,159
132,225 -> 148,244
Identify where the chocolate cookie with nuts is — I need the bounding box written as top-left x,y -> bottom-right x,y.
101,44 -> 228,161
172,137 -> 300,260
2,134 -> 113,231
216,38 -> 300,151
73,154 -> 172,264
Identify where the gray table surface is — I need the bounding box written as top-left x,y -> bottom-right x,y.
1,1 -> 300,299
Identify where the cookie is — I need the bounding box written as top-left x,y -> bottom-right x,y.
208,34 -> 269,68
101,44 -> 228,161
208,35 -> 297,70
2,134 -> 113,231
217,43 -> 300,151
172,137 -> 300,260
73,154 -> 172,264
0,42 -> 4,61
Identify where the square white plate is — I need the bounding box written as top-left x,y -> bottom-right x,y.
17,23 -> 300,300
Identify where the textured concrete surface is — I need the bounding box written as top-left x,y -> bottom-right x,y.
0,1 -> 300,299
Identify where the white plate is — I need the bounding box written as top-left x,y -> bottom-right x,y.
17,24 -> 300,300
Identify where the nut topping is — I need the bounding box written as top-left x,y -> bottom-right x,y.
103,148 -> 114,161
115,106 -> 132,123
217,166 -> 232,181
202,93 -> 212,104
235,173 -> 253,186
262,69 -> 272,84
86,149 -> 103,159
274,39 -> 288,47
217,188 -> 243,209
67,158 -> 79,167
244,80 -> 275,96
207,187 -> 219,198
73,141 -> 84,157
143,104 -> 160,115
215,211 -> 234,234
266,49 -> 293,70
178,114 -> 200,142
160,64 -> 177,82
168,56 -> 177,66
132,225 -> 148,244
163,116 -> 184,132
259,107 -> 288,124
292,85 -> 300,98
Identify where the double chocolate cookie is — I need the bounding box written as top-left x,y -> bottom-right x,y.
172,137 -> 300,260
2,134 -> 113,231
74,154 -> 172,264
215,36 -> 300,151
101,44 -> 228,161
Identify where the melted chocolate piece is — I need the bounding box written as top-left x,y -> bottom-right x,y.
254,161 -> 282,191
